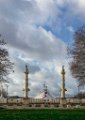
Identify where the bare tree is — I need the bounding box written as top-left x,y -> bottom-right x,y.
68,26 -> 85,86
0,35 -> 13,82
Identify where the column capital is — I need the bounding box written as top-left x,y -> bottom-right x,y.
61,65 -> 65,75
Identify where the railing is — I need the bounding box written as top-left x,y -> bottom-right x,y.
0,98 -> 85,104
29,98 -> 60,103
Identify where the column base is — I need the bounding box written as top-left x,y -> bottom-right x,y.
60,98 -> 66,107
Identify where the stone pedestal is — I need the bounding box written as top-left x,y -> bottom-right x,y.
60,98 -> 66,107
23,98 -> 30,105
41,104 -> 44,108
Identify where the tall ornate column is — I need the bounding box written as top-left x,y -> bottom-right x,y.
24,65 -> 30,98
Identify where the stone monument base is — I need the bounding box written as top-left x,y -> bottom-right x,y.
60,98 -> 66,107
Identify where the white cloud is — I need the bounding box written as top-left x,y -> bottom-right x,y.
55,0 -> 65,6
16,24 -> 67,60
64,0 -> 85,18
75,0 -> 85,13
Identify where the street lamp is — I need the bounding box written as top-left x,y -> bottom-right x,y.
5,84 -> 8,103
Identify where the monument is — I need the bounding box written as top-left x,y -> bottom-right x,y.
23,65 -> 30,98
60,66 -> 67,106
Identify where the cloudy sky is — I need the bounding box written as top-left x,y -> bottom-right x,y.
0,0 -> 85,98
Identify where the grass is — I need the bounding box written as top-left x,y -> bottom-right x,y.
0,108 -> 85,120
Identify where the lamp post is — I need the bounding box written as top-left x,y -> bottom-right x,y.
77,84 -> 80,98
5,84 -> 8,103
